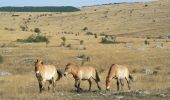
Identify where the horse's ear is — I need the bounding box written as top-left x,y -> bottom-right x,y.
41,61 -> 44,65
35,59 -> 39,64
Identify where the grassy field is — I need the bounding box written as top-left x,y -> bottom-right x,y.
0,0 -> 170,99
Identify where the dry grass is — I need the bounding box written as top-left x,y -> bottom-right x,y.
0,0 -> 170,99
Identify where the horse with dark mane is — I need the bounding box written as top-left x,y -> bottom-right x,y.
64,63 -> 101,92
34,59 -> 62,93
106,64 -> 133,91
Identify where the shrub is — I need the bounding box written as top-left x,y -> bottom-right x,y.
60,37 -> 66,46
101,35 -> 116,44
20,25 -> 28,31
61,37 -> 66,42
94,34 -> 98,38
132,68 -> 137,73
34,28 -> 41,33
80,40 -> 84,45
17,34 -> 48,43
86,31 -> 94,35
66,44 -> 72,48
4,27 -> 15,31
0,55 -> 3,64
82,27 -> 88,31
144,40 -> 150,45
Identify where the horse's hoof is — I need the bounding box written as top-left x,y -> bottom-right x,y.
77,89 -> 82,92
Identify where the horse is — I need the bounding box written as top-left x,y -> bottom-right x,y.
106,64 -> 133,91
34,59 -> 62,93
63,63 -> 101,92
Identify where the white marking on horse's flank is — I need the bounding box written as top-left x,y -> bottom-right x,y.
44,71 -> 54,80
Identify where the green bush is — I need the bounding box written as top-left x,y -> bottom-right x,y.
17,34 -> 48,43
0,55 -> 3,64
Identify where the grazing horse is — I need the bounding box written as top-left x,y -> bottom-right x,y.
106,64 -> 133,91
64,63 -> 101,92
34,59 -> 62,93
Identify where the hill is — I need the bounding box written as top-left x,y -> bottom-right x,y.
0,6 -> 80,12
0,0 -> 170,100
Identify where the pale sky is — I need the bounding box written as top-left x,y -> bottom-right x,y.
0,0 -> 155,7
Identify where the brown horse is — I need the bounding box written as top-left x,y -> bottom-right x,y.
64,63 -> 101,92
106,64 -> 133,91
34,59 -> 62,93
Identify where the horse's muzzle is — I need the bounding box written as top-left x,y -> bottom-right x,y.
64,72 -> 68,76
64,73 -> 66,76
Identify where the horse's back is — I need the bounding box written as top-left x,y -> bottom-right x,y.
110,64 -> 129,79
44,65 -> 56,73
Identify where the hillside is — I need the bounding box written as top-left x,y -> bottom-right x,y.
0,0 -> 170,100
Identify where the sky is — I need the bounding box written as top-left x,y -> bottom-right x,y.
0,0 -> 155,7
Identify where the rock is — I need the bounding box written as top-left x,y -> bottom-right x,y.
155,45 -> 164,49
24,58 -> 33,65
0,70 -> 12,76
143,91 -> 150,95
142,68 -> 154,75
159,94 -> 166,98
135,48 -> 145,51
115,95 -> 124,99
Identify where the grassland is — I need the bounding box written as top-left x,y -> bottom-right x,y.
0,0 -> 170,100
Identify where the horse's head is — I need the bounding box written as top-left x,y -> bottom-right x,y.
106,76 -> 111,91
34,59 -> 44,74
64,63 -> 74,76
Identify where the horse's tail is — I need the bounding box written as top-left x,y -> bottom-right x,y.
129,74 -> 134,82
95,70 -> 100,82
56,69 -> 62,81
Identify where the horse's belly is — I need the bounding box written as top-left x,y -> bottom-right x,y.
81,73 -> 92,80
44,72 -> 54,80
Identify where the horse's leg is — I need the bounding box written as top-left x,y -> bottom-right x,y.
117,79 -> 120,91
88,78 -> 92,91
52,78 -> 56,92
77,80 -> 82,92
50,77 -> 56,92
38,81 -> 43,93
92,78 -> 101,90
39,81 -> 45,93
120,79 -> 124,91
48,80 -> 52,91
125,77 -> 131,90
74,79 -> 78,89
